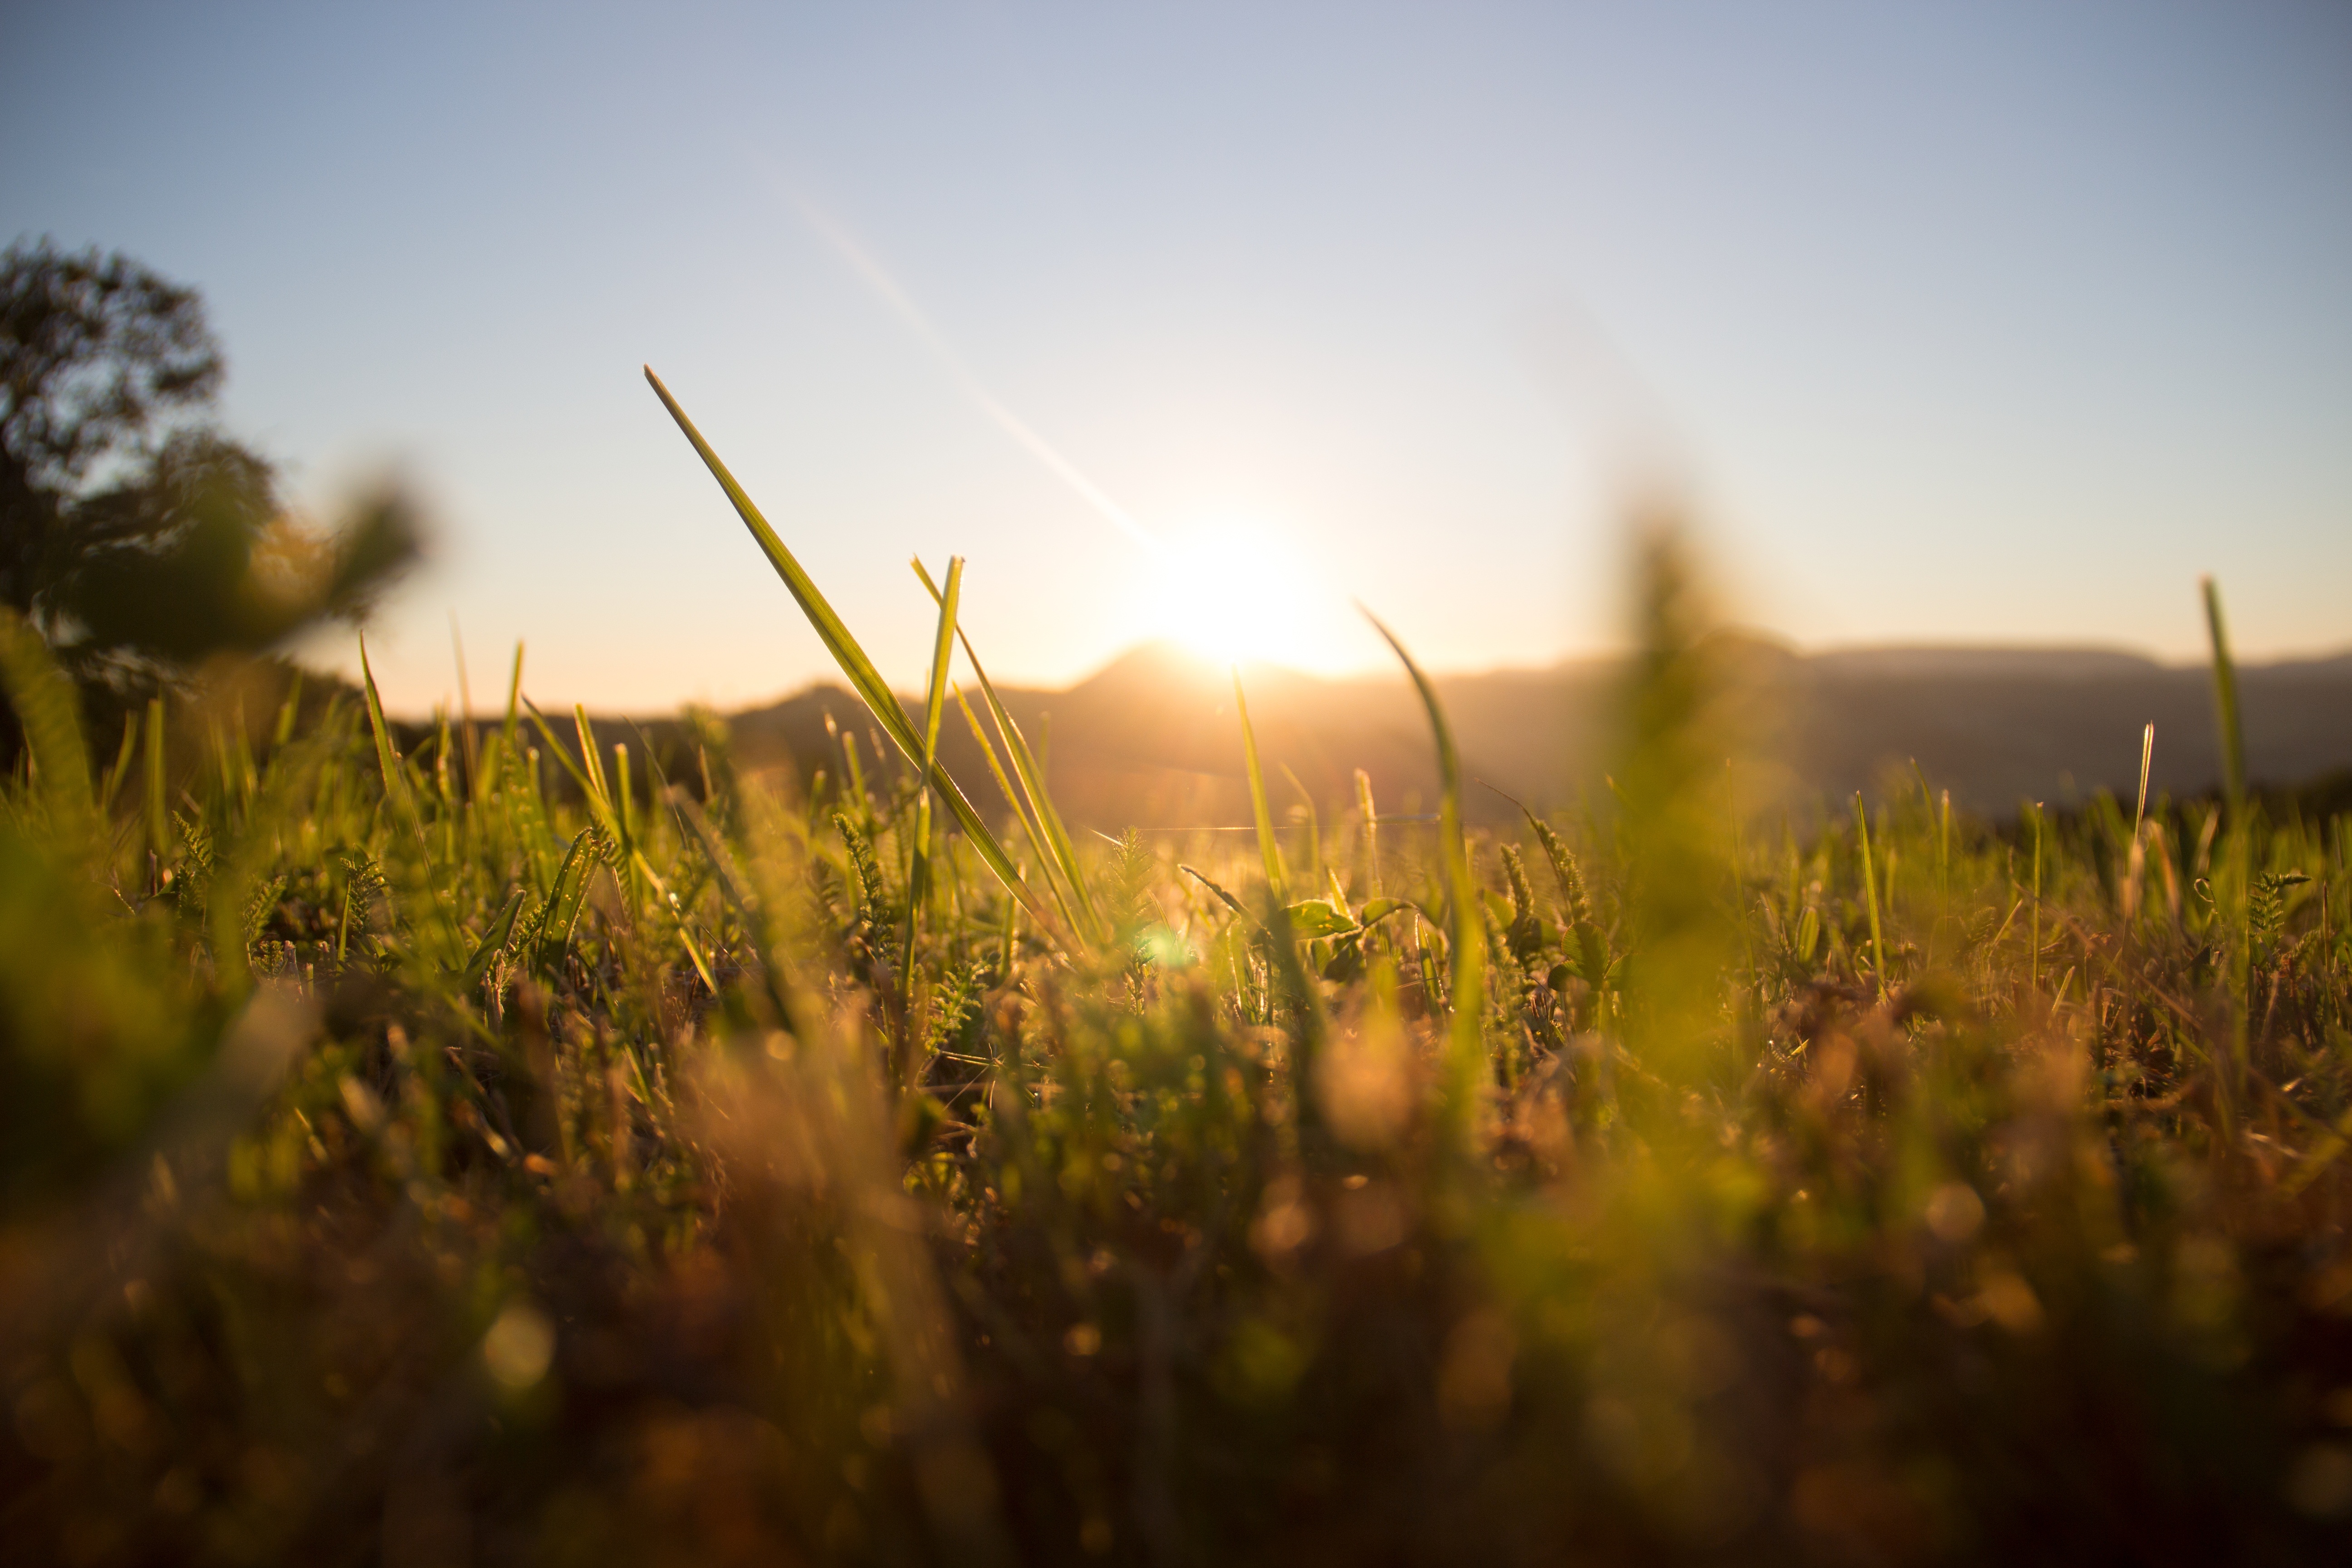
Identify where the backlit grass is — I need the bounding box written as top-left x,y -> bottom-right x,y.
2,393 -> 2350,1565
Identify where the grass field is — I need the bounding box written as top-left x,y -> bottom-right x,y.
3,381 -> 2350,1565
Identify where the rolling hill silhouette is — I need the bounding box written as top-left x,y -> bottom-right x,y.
702,639 -> 2352,828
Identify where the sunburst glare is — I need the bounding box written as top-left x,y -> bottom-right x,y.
1147,513 -> 1338,668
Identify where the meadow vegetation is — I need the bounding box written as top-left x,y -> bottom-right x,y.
2,375 -> 2349,1565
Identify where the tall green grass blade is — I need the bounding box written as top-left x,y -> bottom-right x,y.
450,617 -> 479,802
913,559 -> 1101,943
2201,578 -> 2253,1096
503,643 -> 524,750
357,635 -> 415,827
901,555 -> 965,1004
2202,576 -> 2245,815
2029,801 -> 2043,997
1226,667 -> 1322,1127
98,710 -> 139,818
645,368 -> 1059,940
631,729 -> 727,990
656,867 -> 720,992
954,686 -> 1083,938
144,695 -> 168,867
575,706 -> 615,818
523,699 -> 617,839
1855,792 -> 1886,1000
514,699 -> 701,977
2124,724 -> 2155,923
670,790 -> 754,920
614,741 -> 634,843
1729,759 -> 1759,994
354,638 -> 471,968
1279,761 -> 1319,886
2134,722 -> 2154,839
1232,668 -> 1287,902
952,687 -> 1034,848
1938,788 -> 1951,906
1361,607 -> 1485,1150
834,720 -> 869,818
614,739 -> 643,914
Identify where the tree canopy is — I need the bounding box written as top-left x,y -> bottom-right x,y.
0,238 -> 416,723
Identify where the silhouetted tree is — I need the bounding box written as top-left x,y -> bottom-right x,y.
0,238 -> 415,750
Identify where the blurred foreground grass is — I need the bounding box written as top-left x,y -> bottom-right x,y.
3,402 -> 2350,1564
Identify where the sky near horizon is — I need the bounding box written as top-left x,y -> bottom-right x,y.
4,2 -> 2347,714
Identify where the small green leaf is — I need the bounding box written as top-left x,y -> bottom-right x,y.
462,888 -> 528,985
1283,898 -> 1357,939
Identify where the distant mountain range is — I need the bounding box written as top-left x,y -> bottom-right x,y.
701,640 -> 2352,827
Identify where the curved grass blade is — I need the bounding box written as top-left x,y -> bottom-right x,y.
1280,760 -> 1319,884
950,681 -> 1072,940
531,826 -> 601,975
948,683 -> 1082,937
902,555 -> 965,996
358,635 -> 420,833
1181,863 -> 1254,926
1361,605 -> 1486,1150
576,705 -> 616,825
462,887 -> 528,986
522,698 -> 617,838
1228,667 -> 1328,1132
503,643 -> 525,750
2200,577 -> 2252,1098
1232,668 -> 1287,903
2124,724 -> 2154,922
645,368 -> 1060,941
914,559 -> 1102,944
2202,576 -> 2245,815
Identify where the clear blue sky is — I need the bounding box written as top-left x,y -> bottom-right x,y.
5,2 -> 2347,712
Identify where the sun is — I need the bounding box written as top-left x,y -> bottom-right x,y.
1150,514 -> 1319,667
